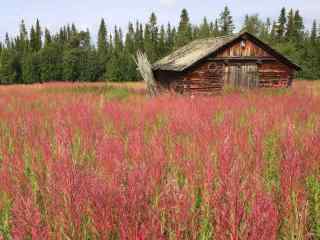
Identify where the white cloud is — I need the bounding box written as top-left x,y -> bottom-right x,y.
159,0 -> 177,8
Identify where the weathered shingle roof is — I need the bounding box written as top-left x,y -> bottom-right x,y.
152,32 -> 301,72
152,34 -> 238,71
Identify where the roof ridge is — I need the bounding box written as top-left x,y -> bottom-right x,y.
152,31 -> 300,72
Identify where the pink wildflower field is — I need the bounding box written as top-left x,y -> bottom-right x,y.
0,81 -> 320,239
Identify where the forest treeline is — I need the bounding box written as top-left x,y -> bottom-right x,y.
0,6 -> 319,84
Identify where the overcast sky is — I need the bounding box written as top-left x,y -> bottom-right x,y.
1,0 -> 319,41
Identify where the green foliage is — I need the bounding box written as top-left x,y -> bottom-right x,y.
103,87 -> 130,101
277,7 -> 287,40
0,48 -> 19,84
307,176 -> 320,239
40,43 -> 63,81
0,7 -> 319,83
218,6 -> 234,35
63,48 -> 82,81
263,132 -> 280,192
22,51 -> 41,84
0,192 -> 11,240
242,14 -> 263,36
176,9 -> 193,47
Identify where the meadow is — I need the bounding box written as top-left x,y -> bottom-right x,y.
0,81 -> 320,239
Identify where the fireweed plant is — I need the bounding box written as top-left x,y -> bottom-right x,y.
0,82 -> 319,239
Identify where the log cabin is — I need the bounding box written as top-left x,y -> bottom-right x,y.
152,32 -> 301,94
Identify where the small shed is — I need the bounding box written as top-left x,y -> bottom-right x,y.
152,32 -> 301,94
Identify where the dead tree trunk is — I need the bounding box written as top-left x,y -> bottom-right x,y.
135,51 -> 158,97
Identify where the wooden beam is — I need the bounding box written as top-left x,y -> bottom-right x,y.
207,57 -> 277,62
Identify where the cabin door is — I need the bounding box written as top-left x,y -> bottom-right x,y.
225,64 -> 259,88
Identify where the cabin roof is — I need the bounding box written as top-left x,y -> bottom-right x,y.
152,32 -> 301,72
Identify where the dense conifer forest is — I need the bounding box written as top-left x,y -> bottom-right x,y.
0,6 -> 319,84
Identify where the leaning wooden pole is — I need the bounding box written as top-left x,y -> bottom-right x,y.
134,51 -> 158,97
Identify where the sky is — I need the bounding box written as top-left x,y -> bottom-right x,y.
1,0 -> 319,42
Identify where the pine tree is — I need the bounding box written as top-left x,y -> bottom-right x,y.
44,28 -> 52,47
176,9 -> 192,47
218,6 -> 234,35
5,33 -> 11,48
149,13 -> 158,47
40,43 -> 63,82
212,19 -> 220,36
125,22 -> 135,54
124,22 -> 138,80
144,13 -> 159,62
78,30 -> 91,49
35,19 -> 42,51
270,21 -> 277,41
97,18 -> 108,54
97,18 -> 108,79
166,23 -> 175,51
17,20 -> 28,52
144,24 -> 153,61
121,22 -> 138,81
242,14 -> 262,36
105,26 -> 125,81
22,52 -> 41,84
311,20 -> 317,45
260,18 -> 271,41
285,9 -> 295,41
0,49 -> 18,84
63,48 -> 81,81
199,17 -> 210,38
293,10 -> 304,42
277,7 -> 287,40
30,26 -> 37,52
134,22 -> 144,51
158,25 -> 167,57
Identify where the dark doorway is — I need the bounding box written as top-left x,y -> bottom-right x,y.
225,64 -> 260,88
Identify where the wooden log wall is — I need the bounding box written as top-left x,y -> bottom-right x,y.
258,63 -> 293,88
154,38 -> 295,94
173,62 -> 224,94
217,39 -> 272,58
216,39 -> 293,88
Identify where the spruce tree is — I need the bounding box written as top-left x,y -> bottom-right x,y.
193,26 -> 200,39
212,19 -> 220,36
35,19 -> 42,51
158,25 -> 167,57
5,33 -> 11,48
134,22 -> 144,51
143,24 -> 153,61
22,52 -> 41,84
310,20 -> 317,45
0,49 -> 18,84
293,10 -> 304,42
277,7 -> 287,40
260,18 -> 271,41
98,18 -> 108,54
218,6 -> 234,35
270,21 -> 277,41
285,9 -> 295,41
199,17 -> 210,38
166,23 -> 175,51
149,13 -> 158,46
17,20 -> 28,53
30,26 -> 37,52
242,14 -> 262,36
40,43 -> 63,82
176,9 -> 192,47
44,28 -> 52,47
